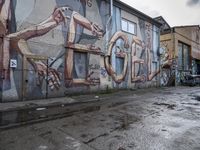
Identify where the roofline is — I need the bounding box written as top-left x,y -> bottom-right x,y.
172,25 -> 200,28
106,0 -> 162,27
154,16 -> 171,28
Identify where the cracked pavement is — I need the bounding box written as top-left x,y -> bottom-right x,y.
0,86 -> 200,150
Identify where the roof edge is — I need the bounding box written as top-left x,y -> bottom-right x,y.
172,25 -> 200,28
105,0 -> 162,27
154,16 -> 171,28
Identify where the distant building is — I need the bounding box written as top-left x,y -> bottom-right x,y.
0,0 -> 161,102
155,16 -> 200,86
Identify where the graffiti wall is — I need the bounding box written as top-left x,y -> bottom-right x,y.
131,19 -> 160,84
159,40 -> 176,86
191,27 -> 200,75
0,0 -> 160,101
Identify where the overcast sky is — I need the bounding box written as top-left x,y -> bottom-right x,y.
120,0 -> 200,27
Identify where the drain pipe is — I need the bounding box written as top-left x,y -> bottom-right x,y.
105,0 -> 113,53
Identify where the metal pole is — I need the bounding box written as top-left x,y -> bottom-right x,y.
46,58 -> 48,99
110,0 -> 113,17
105,0 -> 113,53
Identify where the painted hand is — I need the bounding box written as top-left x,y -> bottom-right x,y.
87,44 -> 101,51
91,22 -> 104,38
52,7 -> 70,24
35,62 -> 61,90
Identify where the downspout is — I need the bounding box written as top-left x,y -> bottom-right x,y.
158,29 -> 161,87
172,28 -> 177,86
105,0 -> 113,53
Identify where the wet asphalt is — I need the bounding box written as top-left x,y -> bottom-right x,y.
0,86 -> 200,150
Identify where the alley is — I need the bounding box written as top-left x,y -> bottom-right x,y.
0,86 -> 200,150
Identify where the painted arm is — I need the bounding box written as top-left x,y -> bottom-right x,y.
72,12 -> 104,38
7,7 -> 66,41
0,0 -> 11,34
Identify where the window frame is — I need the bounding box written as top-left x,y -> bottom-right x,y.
178,41 -> 191,71
121,18 -> 137,35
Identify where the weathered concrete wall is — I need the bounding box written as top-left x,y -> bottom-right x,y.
0,0 -> 160,101
174,26 -> 200,59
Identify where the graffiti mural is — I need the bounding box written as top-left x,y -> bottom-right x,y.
104,31 -> 129,83
131,19 -> 160,83
159,41 -> 176,86
0,0 -> 161,101
131,36 -> 146,82
0,0 -> 12,91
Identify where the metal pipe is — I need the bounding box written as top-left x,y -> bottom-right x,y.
105,0 -> 113,53
110,0 -> 113,17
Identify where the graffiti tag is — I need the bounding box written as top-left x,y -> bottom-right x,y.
100,67 -> 107,78
87,0 -> 92,7
88,64 -> 100,70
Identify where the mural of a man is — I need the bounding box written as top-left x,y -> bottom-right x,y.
2,0 -> 104,96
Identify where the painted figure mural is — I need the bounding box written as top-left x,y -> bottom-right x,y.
0,0 -> 160,101
0,0 -> 12,91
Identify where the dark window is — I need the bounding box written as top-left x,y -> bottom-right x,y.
178,42 -> 191,71
73,52 -> 87,79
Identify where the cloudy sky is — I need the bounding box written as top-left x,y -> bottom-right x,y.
120,0 -> 200,27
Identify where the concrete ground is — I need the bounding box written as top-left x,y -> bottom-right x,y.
0,86 -> 200,150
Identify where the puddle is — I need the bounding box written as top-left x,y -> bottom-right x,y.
118,114 -> 140,130
108,102 -> 127,108
83,106 -> 100,113
194,96 -> 200,101
181,102 -> 199,106
153,102 -> 176,110
36,108 -> 47,111
0,104 -> 101,128
189,94 -> 200,101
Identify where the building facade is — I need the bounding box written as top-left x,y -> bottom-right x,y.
0,0 -> 161,102
155,16 -> 200,86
